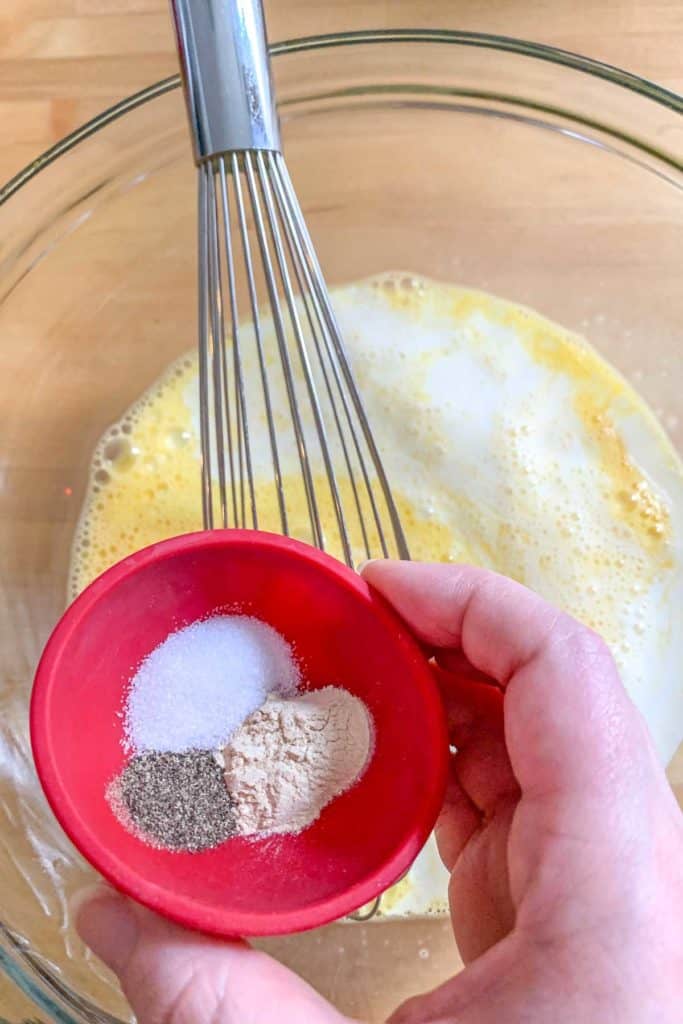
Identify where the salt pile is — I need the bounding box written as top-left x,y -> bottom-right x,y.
125,616 -> 300,753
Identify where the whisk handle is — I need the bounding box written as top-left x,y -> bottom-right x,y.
169,0 -> 281,161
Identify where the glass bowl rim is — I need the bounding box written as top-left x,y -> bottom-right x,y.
1,27 -> 682,207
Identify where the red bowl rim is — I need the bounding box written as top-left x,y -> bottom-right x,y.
30,529 -> 448,936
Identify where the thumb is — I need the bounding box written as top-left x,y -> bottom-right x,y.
75,885 -> 350,1024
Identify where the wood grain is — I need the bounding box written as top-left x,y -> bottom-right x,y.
1,1 -> 682,184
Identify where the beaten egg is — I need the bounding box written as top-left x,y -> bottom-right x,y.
69,272 -> 683,917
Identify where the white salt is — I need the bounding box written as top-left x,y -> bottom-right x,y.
125,616 -> 300,754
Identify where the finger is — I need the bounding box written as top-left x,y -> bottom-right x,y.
448,797 -> 517,961
363,561 -> 645,801
432,663 -> 504,747
453,730 -> 519,818
435,649 -> 498,691
76,886 -> 349,1024
435,757 -> 481,871
432,665 -> 517,816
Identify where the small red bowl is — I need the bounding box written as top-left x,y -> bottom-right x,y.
30,530 -> 448,937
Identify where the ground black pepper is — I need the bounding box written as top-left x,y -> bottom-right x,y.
114,750 -> 236,852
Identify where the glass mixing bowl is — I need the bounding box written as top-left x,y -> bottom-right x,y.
1,29 -> 681,1023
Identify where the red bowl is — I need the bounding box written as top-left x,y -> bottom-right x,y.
30,530 -> 448,937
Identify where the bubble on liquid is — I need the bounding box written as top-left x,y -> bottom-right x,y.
399,274 -> 425,294
104,438 -> 130,463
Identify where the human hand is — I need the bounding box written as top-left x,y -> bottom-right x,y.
76,562 -> 683,1023
366,561 -> 683,1022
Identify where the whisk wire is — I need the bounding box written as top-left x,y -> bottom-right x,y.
230,153 -> 288,535
256,152 -> 353,565
197,169 -> 214,530
269,154 -> 385,560
217,157 -> 257,529
243,152 -> 324,548
197,153 -> 411,564
207,165 -> 231,530
270,164 -> 372,561
215,159 -> 240,528
277,159 -> 409,560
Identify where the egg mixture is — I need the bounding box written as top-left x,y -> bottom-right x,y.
69,272 -> 683,918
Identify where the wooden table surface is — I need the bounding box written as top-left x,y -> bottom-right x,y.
0,3 -> 681,1020
1,0 -> 682,187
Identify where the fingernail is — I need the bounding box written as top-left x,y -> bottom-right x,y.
356,559 -> 377,574
73,883 -> 139,973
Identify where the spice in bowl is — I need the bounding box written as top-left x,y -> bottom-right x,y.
110,750 -> 236,852
124,614 -> 300,753
222,687 -> 373,837
107,614 -> 373,851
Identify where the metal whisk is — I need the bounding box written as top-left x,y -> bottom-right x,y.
170,0 -> 409,566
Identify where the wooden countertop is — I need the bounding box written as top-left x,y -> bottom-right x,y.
0,3 -> 681,1021
1,1 -> 682,186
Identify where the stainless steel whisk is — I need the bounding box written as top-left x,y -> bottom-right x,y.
170,0 -> 409,566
